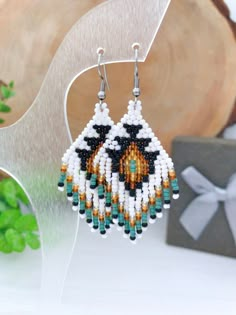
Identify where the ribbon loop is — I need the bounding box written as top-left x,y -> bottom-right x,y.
180,167 -> 236,245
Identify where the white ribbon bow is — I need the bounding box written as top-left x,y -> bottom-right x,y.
180,166 -> 236,245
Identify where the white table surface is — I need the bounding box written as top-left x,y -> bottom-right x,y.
0,212 -> 235,315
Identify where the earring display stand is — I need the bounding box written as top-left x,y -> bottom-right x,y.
0,0 -> 171,311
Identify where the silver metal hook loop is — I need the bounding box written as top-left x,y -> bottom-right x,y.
132,43 -> 141,100
97,48 -> 110,103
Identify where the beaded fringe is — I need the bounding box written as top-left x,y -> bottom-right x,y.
58,100 -> 179,243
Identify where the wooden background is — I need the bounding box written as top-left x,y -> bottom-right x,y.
0,0 -> 236,153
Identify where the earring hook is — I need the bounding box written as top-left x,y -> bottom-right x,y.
132,43 -> 141,101
97,48 -> 110,102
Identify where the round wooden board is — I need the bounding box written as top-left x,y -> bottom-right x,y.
0,0 -> 236,153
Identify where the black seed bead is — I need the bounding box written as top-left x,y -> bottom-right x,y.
90,184 -> 97,189
156,208 -> 162,213
130,236 -> 136,241
100,230 -> 106,235
75,148 -> 79,153
137,229 -> 142,234
93,225 -> 99,229
67,192 -> 73,197
119,174 -> 125,182
136,182 -> 142,189
173,190 -> 179,194
112,214 -> 118,219
164,200 -> 171,204
130,189 -> 136,197
86,219 -> 92,224
150,214 -> 156,220
79,210 -> 85,214
143,175 -> 149,183
118,222 -> 124,227
73,201 -> 79,206
86,172 -> 91,180
105,225 -> 110,229
81,165 -> 87,171
99,195 -> 105,199
58,182 -> 64,187
142,222 -> 148,228
106,203 -> 111,207
125,183 -> 130,190
125,229 -> 130,234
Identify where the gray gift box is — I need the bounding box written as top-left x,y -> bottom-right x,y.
167,136 -> 236,258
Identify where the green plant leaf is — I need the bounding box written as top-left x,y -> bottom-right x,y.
8,81 -> 14,89
0,201 -> 7,211
0,85 -> 15,99
15,184 -> 29,205
0,232 -> 12,253
14,214 -> 38,232
0,85 -> 11,99
2,179 -> 18,208
0,118 -> 4,123
0,102 -> 11,113
5,228 -> 25,252
0,209 -> 21,229
24,232 -> 40,250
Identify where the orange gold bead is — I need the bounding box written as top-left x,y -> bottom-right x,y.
86,201 -> 92,208
93,208 -> 98,216
118,205 -> 124,213
163,180 -> 170,188
99,214 -> 104,221
80,193 -> 86,200
149,197 -> 155,205
130,219 -> 136,227
106,185 -> 112,192
61,165 -> 67,172
124,212 -> 130,220
112,195 -> 119,203
142,204 -> 148,213
67,176 -> 73,182
72,185 -> 79,193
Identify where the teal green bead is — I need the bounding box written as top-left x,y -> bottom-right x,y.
66,182 -> 73,193
80,200 -> 85,211
136,220 -> 142,230
171,178 -> 179,190
59,173 -> 66,183
73,192 -> 79,202
130,160 -> 136,173
112,203 -> 118,215
86,208 -> 92,220
156,198 -> 162,208
142,213 -> 148,223
99,221 -> 105,232
106,192 -> 111,203
149,204 -> 156,216
105,216 -> 111,226
125,219 -> 130,231
130,226 -> 136,238
163,188 -> 170,201
98,184 -> 104,196
118,212 -> 124,224
93,217 -> 99,228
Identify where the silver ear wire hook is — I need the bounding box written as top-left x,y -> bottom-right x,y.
132,43 -> 141,101
97,47 -> 110,103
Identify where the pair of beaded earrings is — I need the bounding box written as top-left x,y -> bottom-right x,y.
58,44 -> 179,243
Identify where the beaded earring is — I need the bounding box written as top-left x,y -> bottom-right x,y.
58,48 -> 114,225
90,44 -> 179,243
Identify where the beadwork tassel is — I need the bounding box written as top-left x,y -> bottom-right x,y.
57,103 -> 114,222
90,100 -> 179,243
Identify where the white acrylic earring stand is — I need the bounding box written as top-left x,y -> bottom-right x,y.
0,0 -> 171,311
